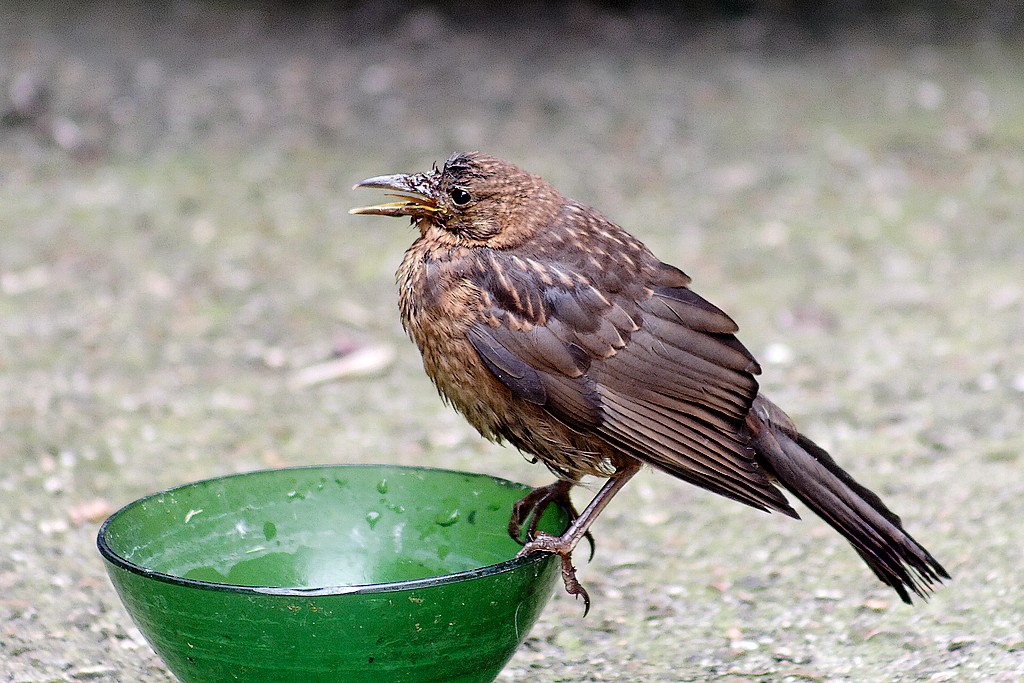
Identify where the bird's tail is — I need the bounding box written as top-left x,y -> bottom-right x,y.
747,395 -> 949,603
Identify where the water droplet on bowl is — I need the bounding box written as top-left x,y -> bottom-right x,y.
434,509 -> 459,527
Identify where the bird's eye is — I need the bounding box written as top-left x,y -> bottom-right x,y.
449,188 -> 472,206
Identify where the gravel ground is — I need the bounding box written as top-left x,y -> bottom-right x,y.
2,3 -> 1023,682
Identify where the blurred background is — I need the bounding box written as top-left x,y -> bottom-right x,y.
2,2 -> 1022,681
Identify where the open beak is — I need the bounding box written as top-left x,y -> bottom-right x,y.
349,173 -> 442,218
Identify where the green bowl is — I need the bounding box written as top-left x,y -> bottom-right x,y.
97,465 -> 568,683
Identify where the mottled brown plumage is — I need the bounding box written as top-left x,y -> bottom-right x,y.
351,152 -> 948,613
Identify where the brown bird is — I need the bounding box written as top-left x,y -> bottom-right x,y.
350,152 -> 948,613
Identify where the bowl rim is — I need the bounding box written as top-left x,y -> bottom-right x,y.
96,464 -> 560,597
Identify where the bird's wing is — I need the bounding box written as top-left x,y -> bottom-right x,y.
467,252 -> 795,515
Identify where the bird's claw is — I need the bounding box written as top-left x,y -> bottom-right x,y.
558,553 -> 591,616
518,532 -> 591,616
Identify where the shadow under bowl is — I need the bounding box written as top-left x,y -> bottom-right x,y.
97,464 -> 568,683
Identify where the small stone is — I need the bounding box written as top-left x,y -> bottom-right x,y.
862,597 -> 890,611
70,666 -> 118,680
68,499 -> 116,526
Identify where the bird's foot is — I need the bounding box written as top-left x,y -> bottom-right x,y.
509,480 -> 596,560
517,532 -> 591,616
511,465 -> 642,617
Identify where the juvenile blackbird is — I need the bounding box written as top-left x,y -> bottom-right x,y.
351,152 -> 949,613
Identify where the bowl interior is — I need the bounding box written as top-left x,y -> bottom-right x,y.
100,465 -> 561,590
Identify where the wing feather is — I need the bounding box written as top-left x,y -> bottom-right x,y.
597,388 -> 790,511
650,287 -> 740,334
468,251 -> 794,516
466,324 -> 546,405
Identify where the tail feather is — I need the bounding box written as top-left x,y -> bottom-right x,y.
748,395 -> 949,603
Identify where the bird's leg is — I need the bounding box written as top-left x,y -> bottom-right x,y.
508,478 -> 596,559
516,460 -> 641,615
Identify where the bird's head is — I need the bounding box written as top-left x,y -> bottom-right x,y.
350,152 -> 560,249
